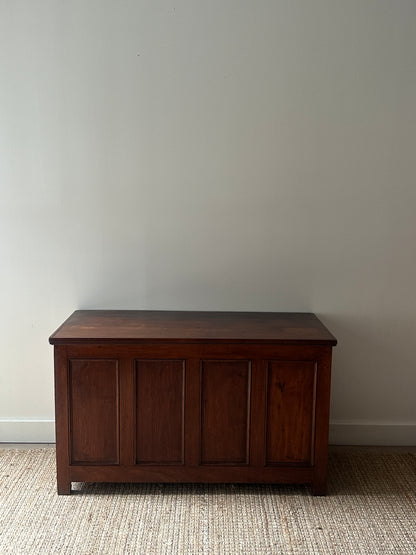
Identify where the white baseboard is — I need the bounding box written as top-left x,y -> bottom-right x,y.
0,419 -> 55,443
329,421 -> 416,446
0,419 -> 415,446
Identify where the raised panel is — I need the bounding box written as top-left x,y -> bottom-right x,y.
135,360 -> 185,464
265,360 -> 316,466
200,360 -> 251,465
69,359 -> 119,465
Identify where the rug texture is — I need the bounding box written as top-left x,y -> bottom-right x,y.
0,448 -> 415,554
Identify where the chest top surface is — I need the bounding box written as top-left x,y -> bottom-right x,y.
49,310 -> 337,346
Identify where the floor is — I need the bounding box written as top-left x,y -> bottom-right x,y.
0,443 -> 55,449
2,447 -> 415,554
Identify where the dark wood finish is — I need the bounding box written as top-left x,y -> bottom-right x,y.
54,347 -> 71,495
50,310 -> 337,345
50,311 -> 336,495
265,361 -> 316,466
69,464 -> 314,483
184,358 -> 200,467
118,356 -> 135,467
200,360 -> 251,465
135,360 -> 185,465
68,359 -> 119,465
311,348 -> 333,495
249,360 -> 268,467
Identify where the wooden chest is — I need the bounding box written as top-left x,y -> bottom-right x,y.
49,310 -> 337,495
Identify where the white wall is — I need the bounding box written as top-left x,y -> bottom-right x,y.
1,0 -> 415,444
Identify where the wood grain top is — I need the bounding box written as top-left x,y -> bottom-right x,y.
49,310 -> 337,345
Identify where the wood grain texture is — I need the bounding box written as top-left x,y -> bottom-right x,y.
69,464 -> 314,484
135,360 -> 185,465
312,348 -> 333,495
49,310 -> 337,345
118,356 -> 135,467
265,361 -> 316,466
200,360 -> 251,465
51,311 -> 337,495
54,347 -> 71,494
68,359 -> 119,465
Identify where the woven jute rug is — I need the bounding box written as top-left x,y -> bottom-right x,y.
0,448 -> 415,554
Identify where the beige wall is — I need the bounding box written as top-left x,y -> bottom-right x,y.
1,0 -> 415,443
